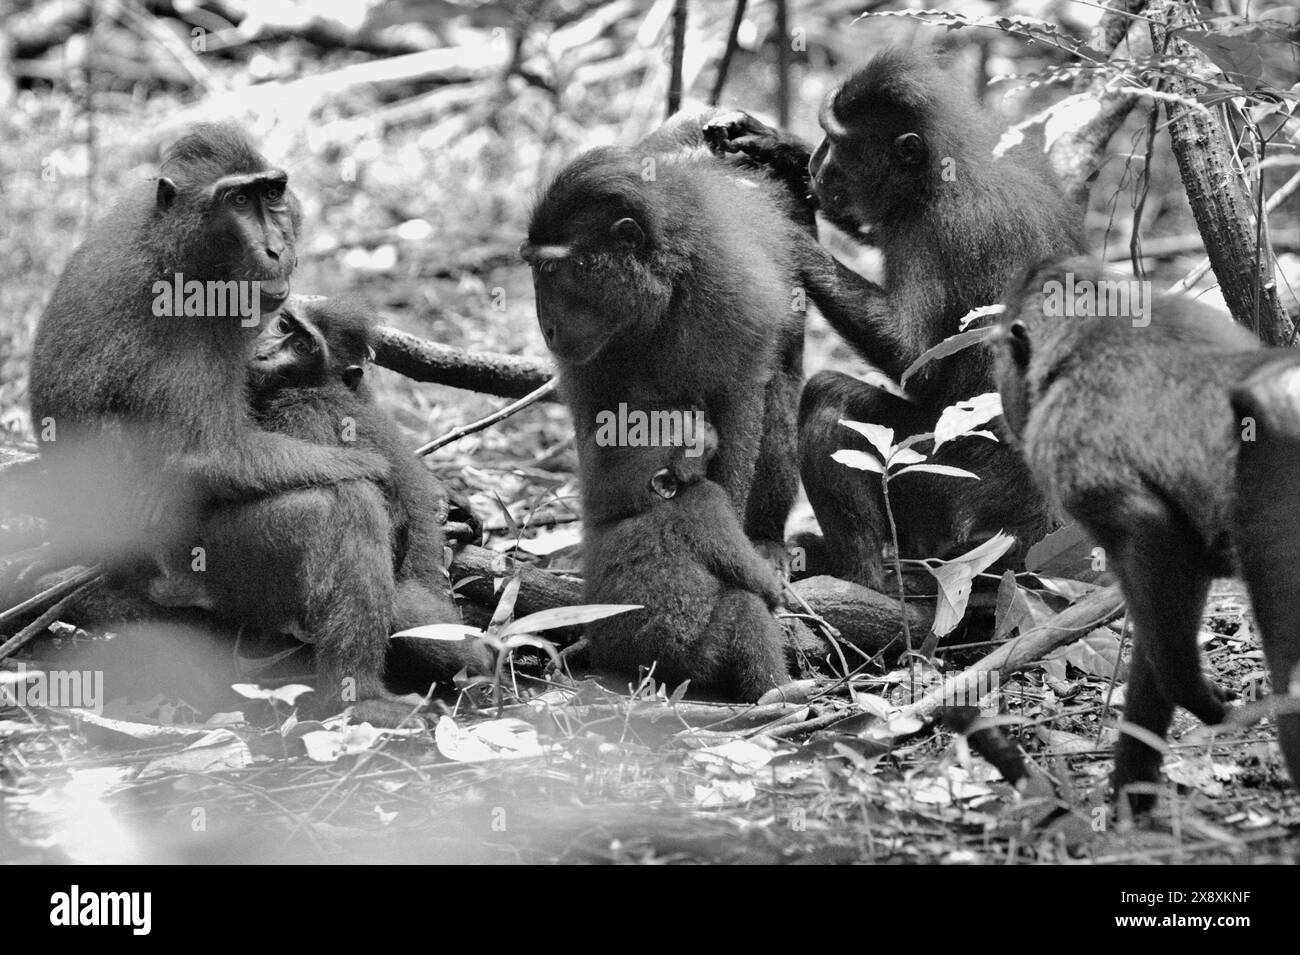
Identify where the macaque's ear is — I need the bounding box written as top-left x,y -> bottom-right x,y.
892,132 -> 925,166
1008,320 -> 1031,370
342,365 -> 364,390
156,177 -> 178,209
610,217 -> 644,248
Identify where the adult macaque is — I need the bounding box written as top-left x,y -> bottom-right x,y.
994,256 -> 1298,809
26,125 -> 420,721
154,299 -> 492,705
1230,354 -> 1300,790
521,128 -> 808,566
30,124 -> 388,514
708,50 -> 1085,587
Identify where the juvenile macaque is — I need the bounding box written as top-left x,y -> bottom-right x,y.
583,420 -> 792,701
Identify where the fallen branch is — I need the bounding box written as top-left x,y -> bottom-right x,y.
0,574 -> 104,664
447,548 -> 927,659
0,565 -> 101,630
373,326 -> 555,400
788,575 -> 929,657
900,584 -> 1125,724
536,698 -> 810,733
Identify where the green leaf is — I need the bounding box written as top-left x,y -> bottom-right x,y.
488,574 -> 522,634
839,419 -> 894,460
1025,521 -> 1108,583
892,463 -> 980,480
933,393 -> 1004,449
1046,627 -> 1121,679
831,449 -> 884,474
924,533 -> 1018,638
490,491 -> 519,536
391,624 -> 484,642
232,683 -> 313,705
1180,30 -> 1263,92
500,603 -> 642,637
900,327 -> 995,387
886,446 -> 926,468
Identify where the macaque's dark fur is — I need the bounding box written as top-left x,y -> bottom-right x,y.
719,50 -> 1085,587
30,123 -> 387,520
1231,355 -> 1300,791
524,131 -> 807,556
25,124 -> 432,722
583,430 -> 791,701
203,299 -> 490,700
994,256 -> 1298,808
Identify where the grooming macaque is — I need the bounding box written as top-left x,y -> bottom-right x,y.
994,256 -> 1299,808
30,124 -> 388,522
521,126 -> 809,565
26,123 -> 388,601
709,49 -> 1084,588
187,299 -> 491,701
583,421 -> 792,701
25,124 -> 449,722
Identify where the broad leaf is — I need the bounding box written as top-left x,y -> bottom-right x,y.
958,303 -> 1007,331
488,574 -> 522,633
1181,30 -> 1263,92
933,393 -> 1004,449
926,534 -> 1017,637
391,624 -> 483,641
886,446 -> 926,468
839,419 -> 894,461
501,603 -> 642,637
1045,627 -> 1121,679
232,683 -> 313,705
892,463 -> 980,480
900,327 -> 996,387
832,449 -> 884,474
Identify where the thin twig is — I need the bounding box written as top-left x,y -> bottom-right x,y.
416,378 -> 559,456
1168,159 -> 1300,294
0,577 -> 103,663
0,566 -> 102,629
709,0 -> 747,105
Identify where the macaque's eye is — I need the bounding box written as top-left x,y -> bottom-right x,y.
650,468 -> 678,499
275,316 -> 293,333
265,186 -> 283,203
291,337 -> 314,356
540,260 -> 557,275
229,192 -> 251,208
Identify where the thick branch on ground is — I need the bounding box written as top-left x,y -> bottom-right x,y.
449,545 -> 583,621
900,584 -> 1125,724
374,326 -> 555,400
788,575 -> 929,657
448,547 -> 929,659
1152,1 -> 1292,345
